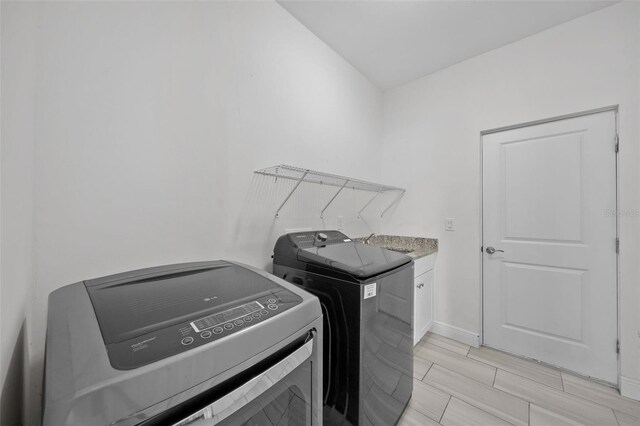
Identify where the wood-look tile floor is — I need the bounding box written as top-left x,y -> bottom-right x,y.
399,332 -> 640,426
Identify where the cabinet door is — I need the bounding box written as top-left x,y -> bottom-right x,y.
414,269 -> 434,345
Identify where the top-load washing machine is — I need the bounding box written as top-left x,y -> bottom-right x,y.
273,231 -> 414,426
42,260 -> 323,426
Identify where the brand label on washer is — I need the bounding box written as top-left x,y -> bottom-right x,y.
364,283 -> 377,299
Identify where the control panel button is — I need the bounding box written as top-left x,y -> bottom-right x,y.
260,310 -> 269,316
252,312 -> 261,319
181,337 -> 194,346
212,327 -> 223,334
234,319 -> 244,326
200,331 -> 212,339
224,323 -> 234,330
268,298 -> 277,304
243,316 -> 252,322
268,304 -> 278,310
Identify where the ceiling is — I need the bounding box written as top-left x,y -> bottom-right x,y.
278,1 -> 617,90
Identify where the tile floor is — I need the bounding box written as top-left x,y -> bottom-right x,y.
398,333 -> 640,426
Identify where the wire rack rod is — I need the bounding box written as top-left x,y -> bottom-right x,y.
255,164 -> 404,192
254,164 -> 405,218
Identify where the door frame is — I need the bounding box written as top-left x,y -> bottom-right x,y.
478,105 -> 620,386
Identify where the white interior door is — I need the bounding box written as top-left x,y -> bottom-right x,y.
482,110 -> 617,384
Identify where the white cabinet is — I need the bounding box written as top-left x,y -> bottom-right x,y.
414,254 -> 435,345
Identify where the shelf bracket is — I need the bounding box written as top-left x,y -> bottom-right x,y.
320,179 -> 349,219
358,190 -> 382,218
257,165 -> 406,219
380,190 -> 405,217
275,170 -> 308,218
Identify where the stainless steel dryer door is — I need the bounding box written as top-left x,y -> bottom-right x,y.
140,330 -> 319,426
175,337 -> 314,426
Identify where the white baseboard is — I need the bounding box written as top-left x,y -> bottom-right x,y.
620,375 -> 640,400
429,321 -> 480,348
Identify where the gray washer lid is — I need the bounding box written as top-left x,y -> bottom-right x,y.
85,261 -> 282,344
297,241 -> 411,280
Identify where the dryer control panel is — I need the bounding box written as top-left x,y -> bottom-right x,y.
288,230 -> 351,249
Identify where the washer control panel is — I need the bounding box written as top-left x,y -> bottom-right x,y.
185,296 -> 282,342
190,300 -> 265,334
106,287 -> 302,370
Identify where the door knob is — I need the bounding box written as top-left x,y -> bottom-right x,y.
485,246 -> 504,254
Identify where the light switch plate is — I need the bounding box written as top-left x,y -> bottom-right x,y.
445,217 -> 455,231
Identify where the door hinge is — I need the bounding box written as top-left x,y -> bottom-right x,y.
616,238 -> 620,254
616,339 -> 620,354
615,134 -> 619,153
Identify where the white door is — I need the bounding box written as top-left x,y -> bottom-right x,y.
482,110 -> 617,383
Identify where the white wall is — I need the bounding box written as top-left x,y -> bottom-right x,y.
4,1 -> 640,423
381,2 -> 640,394
1,3 -> 37,425
2,1 -> 384,424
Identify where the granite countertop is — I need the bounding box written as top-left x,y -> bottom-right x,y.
353,234 -> 438,259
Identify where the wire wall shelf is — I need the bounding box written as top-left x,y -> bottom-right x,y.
254,164 -> 406,219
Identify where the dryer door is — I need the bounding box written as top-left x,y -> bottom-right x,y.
141,331 -> 319,426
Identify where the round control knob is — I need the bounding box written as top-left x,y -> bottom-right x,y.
181,336 -> 194,346
243,316 -> 252,322
234,319 -> 244,326
223,323 -> 234,330
212,327 -> 223,334
268,298 -> 277,304
316,232 -> 328,242
200,331 -> 212,339
252,312 -> 261,319
260,310 -> 269,316
268,304 -> 278,310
